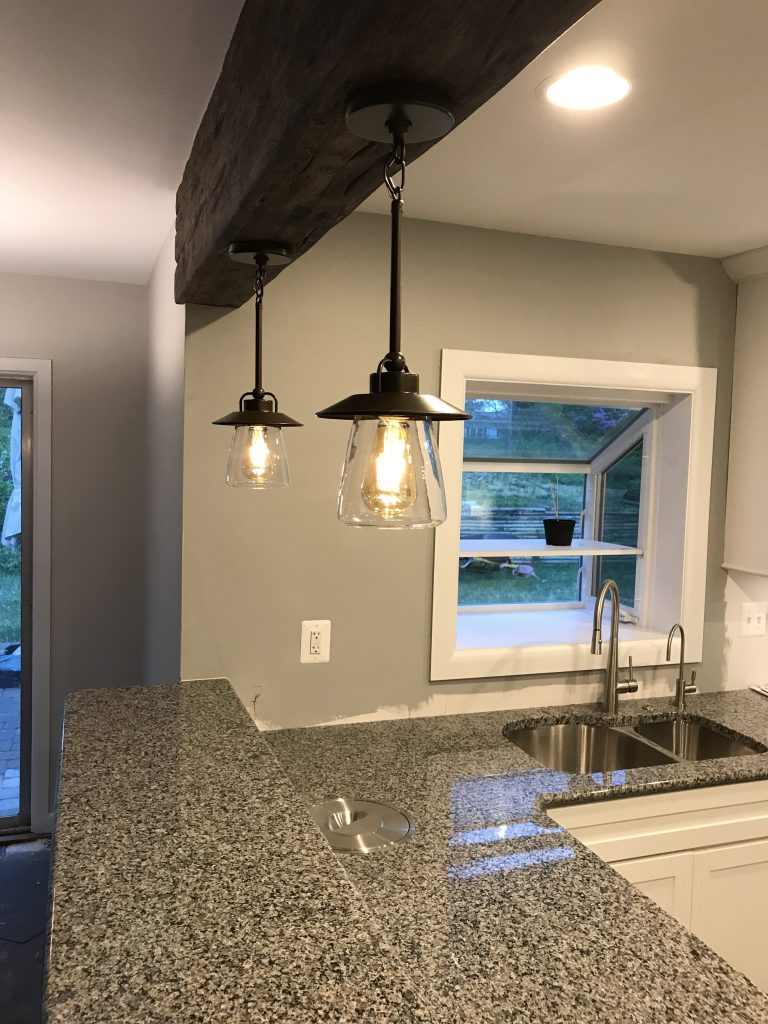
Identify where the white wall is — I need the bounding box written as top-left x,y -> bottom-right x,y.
182,213 -> 737,728
724,573 -> 768,690
0,271 -> 150,792
145,229 -> 185,682
723,265 -> 768,689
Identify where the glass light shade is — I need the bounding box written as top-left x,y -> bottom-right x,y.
225,425 -> 289,488
337,417 -> 447,528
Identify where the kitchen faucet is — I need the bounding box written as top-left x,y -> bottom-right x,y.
591,579 -> 638,714
666,623 -> 698,712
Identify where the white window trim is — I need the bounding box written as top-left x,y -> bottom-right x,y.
431,351 -> 716,683
0,359 -> 52,832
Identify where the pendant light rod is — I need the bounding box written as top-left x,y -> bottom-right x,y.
316,86 -> 469,423
214,241 -> 302,430
253,256 -> 266,396
384,119 -> 408,373
388,196 -> 402,366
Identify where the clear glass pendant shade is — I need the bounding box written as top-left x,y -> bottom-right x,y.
337,417 -> 447,527
225,425 -> 289,488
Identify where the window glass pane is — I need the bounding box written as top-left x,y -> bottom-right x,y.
597,441 -> 643,604
463,399 -> 642,461
0,390 -> 21,647
462,472 -> 585,540
460,472 -> 585,607
0,386 -> 22,821
458,557 -> 581,607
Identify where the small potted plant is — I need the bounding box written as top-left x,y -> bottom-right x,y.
543,475 -> 576,546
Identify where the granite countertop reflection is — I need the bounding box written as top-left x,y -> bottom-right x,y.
46,681 -> 768,1023
268,690 -> 768,1024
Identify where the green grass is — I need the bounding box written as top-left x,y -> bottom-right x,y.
458,559 -> 581,607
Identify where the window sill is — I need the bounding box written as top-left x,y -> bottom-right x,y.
429,608 -> 668,682
457,607 -> 660,650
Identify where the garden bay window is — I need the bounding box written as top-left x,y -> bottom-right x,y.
431,352 -> 716,682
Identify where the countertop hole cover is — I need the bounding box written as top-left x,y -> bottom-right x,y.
310,797 -> 414,853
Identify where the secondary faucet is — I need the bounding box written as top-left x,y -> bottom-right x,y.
591,579 -> 638,714
666,623 -> 698,711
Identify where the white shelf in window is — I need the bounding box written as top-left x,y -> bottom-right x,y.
459,539 -> 643,559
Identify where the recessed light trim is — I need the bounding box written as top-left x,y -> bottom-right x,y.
543,65 -> 631,110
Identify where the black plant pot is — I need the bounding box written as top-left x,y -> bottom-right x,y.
543,518 -> 576,547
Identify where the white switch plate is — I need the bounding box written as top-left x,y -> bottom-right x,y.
300,620 -> 331,663
740,602 -> 767,638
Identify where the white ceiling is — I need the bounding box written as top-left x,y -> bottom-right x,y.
360,0 -> 768,259
0,0 -> 243,284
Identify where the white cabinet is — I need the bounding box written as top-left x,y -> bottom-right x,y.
612,851 -> 694,928
690,839 -> 768,991
551,781 -> 768,993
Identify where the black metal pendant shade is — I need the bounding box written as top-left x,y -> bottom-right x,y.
213,395 -> 301,428
213,243 -> 302,429
317,371 -> 468,421
315,86 -> 469,425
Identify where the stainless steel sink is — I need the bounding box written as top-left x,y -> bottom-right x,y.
632,719 -> 766,761
505,722 -> 677,774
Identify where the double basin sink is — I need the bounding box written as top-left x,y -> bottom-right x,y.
504,717 -> 767,774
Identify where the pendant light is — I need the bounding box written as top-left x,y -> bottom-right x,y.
213,243 -> 301,488
316,86 -> 471,528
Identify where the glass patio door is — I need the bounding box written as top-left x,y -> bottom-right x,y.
0,380 -> 31,832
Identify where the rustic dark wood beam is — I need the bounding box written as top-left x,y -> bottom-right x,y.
175,0 -> 599,308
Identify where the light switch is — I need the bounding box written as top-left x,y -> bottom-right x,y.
740,602 -> 767,638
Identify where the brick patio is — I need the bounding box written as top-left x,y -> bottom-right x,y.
0,687 -> 20,818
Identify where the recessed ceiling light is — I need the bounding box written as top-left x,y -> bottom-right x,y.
543,66 -> 631,110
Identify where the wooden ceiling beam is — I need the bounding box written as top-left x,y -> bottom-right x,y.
175,0 -> 598,308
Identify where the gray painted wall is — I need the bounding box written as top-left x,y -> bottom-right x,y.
182,213 -> 737,728
145,229 -> 185,683
0,270 -> 150,792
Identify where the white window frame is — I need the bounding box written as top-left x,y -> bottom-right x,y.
431,351 -> 716,683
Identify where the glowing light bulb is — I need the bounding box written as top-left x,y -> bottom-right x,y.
361,418 -> 418,517
244,426 -> 271,481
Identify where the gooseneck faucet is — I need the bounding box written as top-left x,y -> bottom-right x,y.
666,623 -> 698,712
591,579 -> 638,714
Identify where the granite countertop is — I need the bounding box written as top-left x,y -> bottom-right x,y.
46,681 -> 432,1023
268,690 -> 768,1024
46,682 -> 768,1023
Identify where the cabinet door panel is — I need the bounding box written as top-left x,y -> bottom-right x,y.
611,851 -> 693,928
691,839 -> 768,993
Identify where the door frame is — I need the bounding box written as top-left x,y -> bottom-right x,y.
0,359 -> 51,834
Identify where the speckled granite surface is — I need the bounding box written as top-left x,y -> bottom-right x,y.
47,682 -> 768,1023
268,690 -> 768,1024
46,681 -> 432,1023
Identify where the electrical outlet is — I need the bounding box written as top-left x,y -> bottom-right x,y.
301,620 -> 331,663
740,602 -> 767,638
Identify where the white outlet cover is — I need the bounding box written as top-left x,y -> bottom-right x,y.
300,620 -> 331,663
